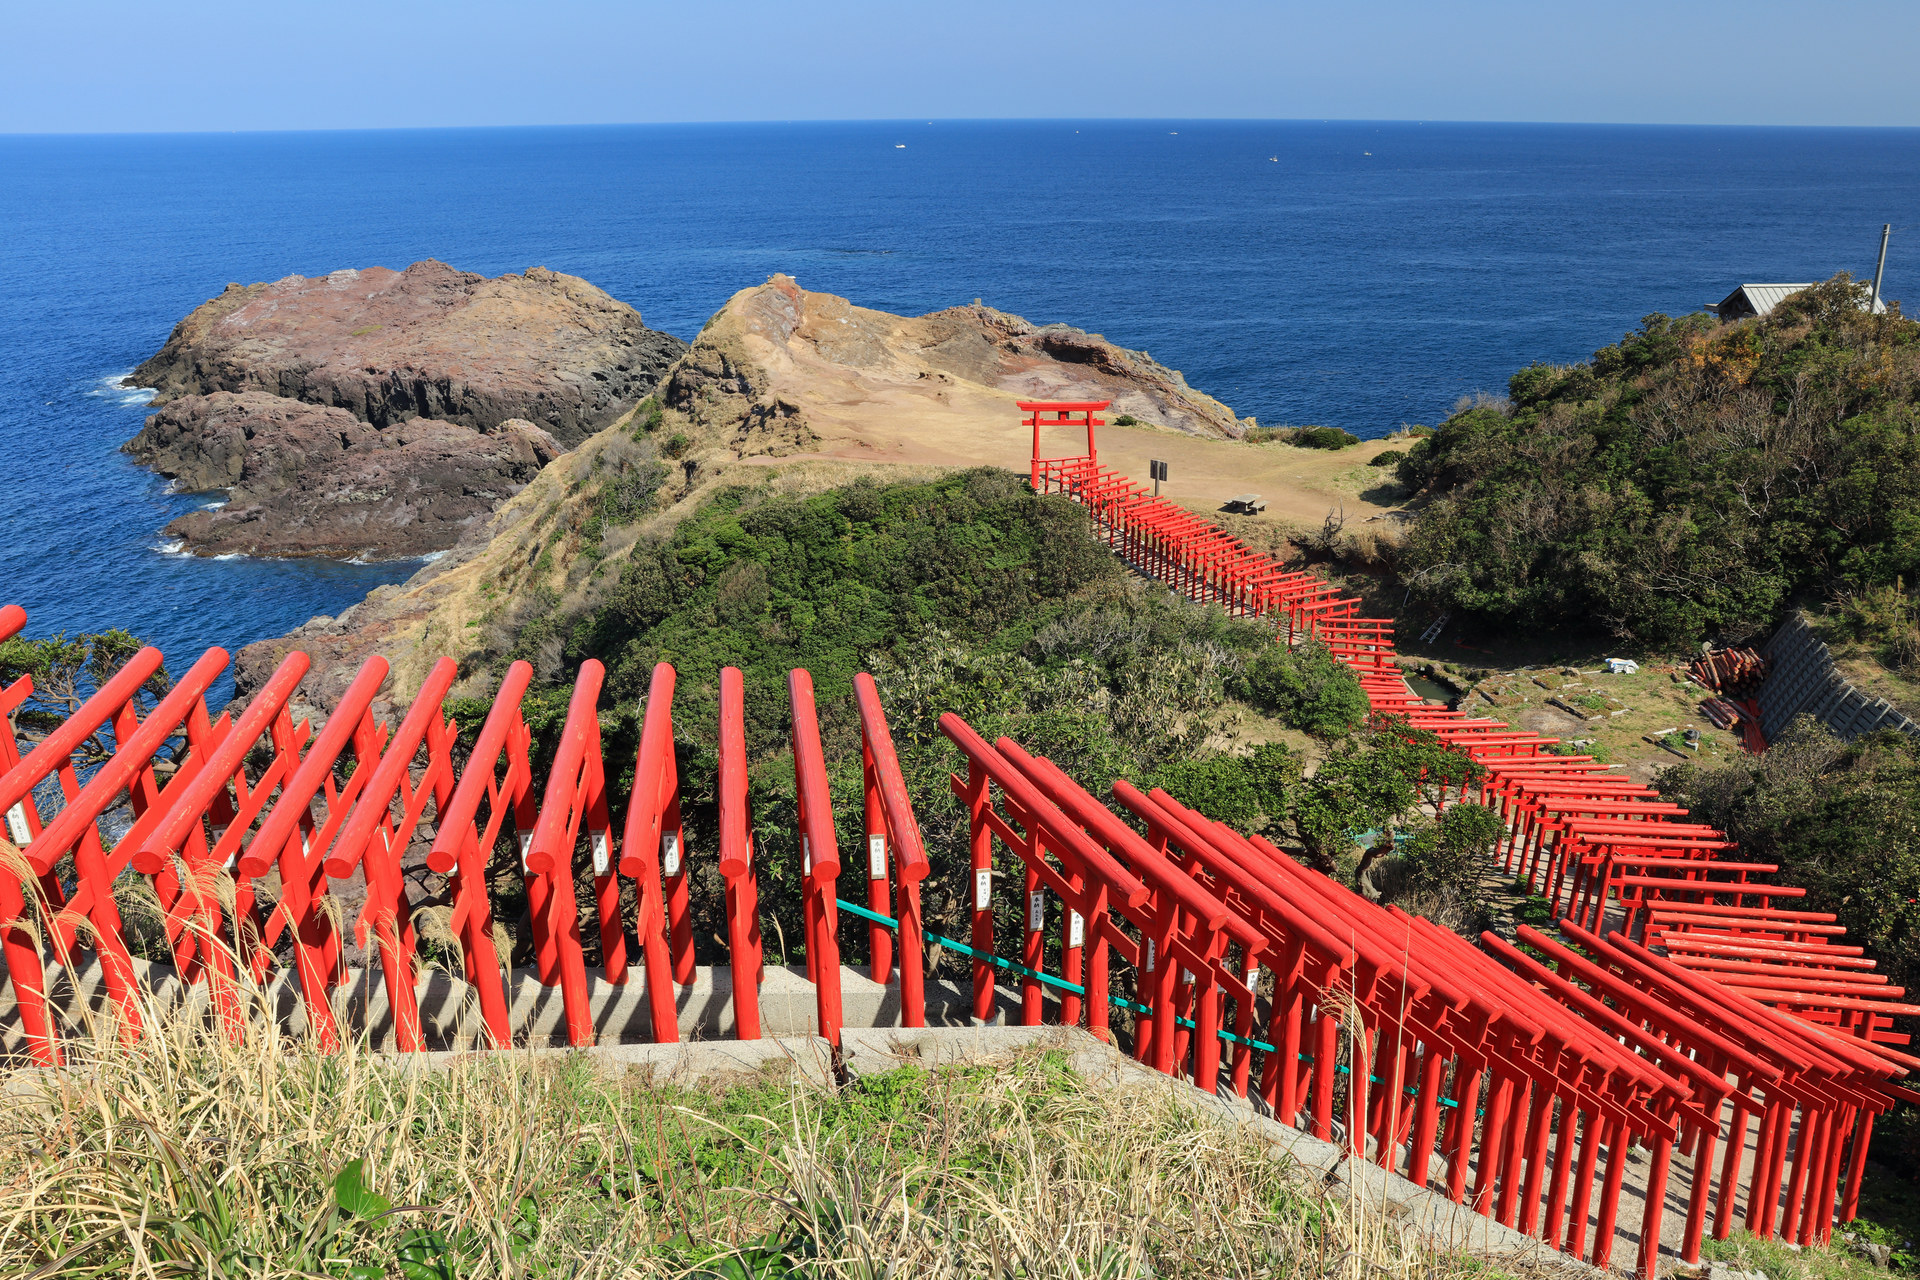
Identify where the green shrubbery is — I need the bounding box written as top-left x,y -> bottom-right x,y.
571,470 -> 1121,742
1396,802 -> 1504,929
1660,717 -> 1920,1183
630,394 -> 665,437
1397,275 -> 1920,646
1231,639 -> 1369,737
1826,580 -> 1920,676
1293,426 -> 1360,450
1658,717 -> 1920,1008
455,469 -> 1501,973
1244,425 -> 1361,449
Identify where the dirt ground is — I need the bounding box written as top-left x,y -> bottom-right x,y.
1385,634 -> 1752,783
741,402 -> 1412,535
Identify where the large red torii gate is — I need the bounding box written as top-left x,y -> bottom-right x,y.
1022,399 -> 1107,490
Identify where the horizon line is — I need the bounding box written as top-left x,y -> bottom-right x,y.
8,115 -> 1920,140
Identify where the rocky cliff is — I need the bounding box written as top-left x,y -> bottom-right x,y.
124,260 -> 685,560
128,391 -> 561,560
131,260 -> 686,448
235,277 -> 1269,710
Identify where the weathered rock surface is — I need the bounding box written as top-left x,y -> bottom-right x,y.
656,275 -> 1246,458
132,260 -> 687,448
128,391 -> 561,560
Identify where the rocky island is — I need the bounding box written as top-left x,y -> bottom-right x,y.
125,260 -> 686,559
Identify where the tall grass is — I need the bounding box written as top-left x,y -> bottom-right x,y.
0,980 -> 1560,1280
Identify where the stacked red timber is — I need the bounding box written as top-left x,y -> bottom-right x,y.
1692,646 -> 1770,752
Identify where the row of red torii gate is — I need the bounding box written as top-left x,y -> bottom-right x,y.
0,401 -> 1910,1276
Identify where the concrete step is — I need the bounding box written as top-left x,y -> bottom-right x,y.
0,955 -> 1039,1055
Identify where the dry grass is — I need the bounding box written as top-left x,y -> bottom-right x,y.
0,971 -> 1557,1280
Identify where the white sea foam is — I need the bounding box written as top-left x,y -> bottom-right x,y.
151,538 -> 189,557
202,499 -> 229,510
343,548 -> 444,565
87,371 -> 157,408
211,552 -> 244,561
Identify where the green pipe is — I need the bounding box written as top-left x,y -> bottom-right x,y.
834,897 -> 1459,1108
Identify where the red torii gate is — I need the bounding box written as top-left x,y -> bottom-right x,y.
1022,400 -> 1108,491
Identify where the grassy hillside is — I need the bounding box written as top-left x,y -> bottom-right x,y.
436,468 -> 1500,983
0,1015 -> 1512,1280
1396,275 -> 1920,648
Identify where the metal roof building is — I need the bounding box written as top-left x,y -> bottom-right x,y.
1707,282 -> 1889,320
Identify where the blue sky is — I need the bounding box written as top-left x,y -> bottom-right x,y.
5,0 -> 1917,133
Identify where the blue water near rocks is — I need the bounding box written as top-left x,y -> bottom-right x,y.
4,120 -> 1919,679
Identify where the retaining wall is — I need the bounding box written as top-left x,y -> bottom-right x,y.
1757,613 -> 1920,741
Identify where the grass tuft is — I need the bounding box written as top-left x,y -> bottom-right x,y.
0,987 -> 1582,1279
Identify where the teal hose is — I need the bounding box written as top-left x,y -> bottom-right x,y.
835,897 -> 1459,1108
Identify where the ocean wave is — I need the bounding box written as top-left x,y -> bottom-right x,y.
87,371 -> 157,408
150,538 -> 190,557
202,499 -> 229,510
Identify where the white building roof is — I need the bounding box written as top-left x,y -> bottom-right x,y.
1711,283 -> 1888,318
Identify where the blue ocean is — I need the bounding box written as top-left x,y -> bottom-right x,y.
4,120 -> 1918,677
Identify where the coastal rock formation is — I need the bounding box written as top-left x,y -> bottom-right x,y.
128,391 -> 561,560
658,275 -> 1246,459
243,277 -> 1368,710
132,260 -> 687,448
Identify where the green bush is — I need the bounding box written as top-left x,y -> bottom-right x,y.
1399,802 -> 1504,930
631,395 -> 665,436
1231,639 -> 1369,737
573,469 -> 1124,740
1658,717 -> 1920,1006
1829,580 -> 1920,675
1367,449 -> 1404,468
1394,437 -> 1432,489
1152,744 -> 1299,831
1292,426 -> 1360,450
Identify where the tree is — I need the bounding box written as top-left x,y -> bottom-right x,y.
1288,733 -> 1417,874
1396,802 -> 1504,931
0,629 -> 171,778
